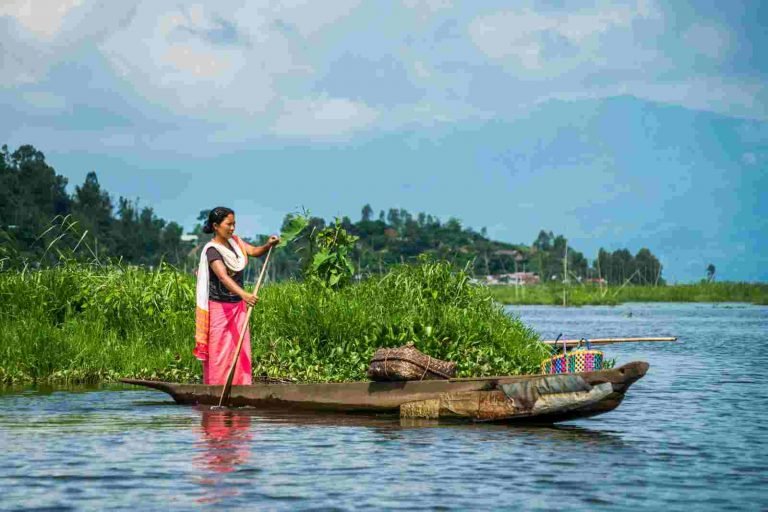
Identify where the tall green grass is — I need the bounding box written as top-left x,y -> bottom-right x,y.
0,261 -> 546,384
489,282 -> 768,306
0,263 -> 197,384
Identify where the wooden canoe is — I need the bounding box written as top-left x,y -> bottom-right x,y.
120,361 -> 648,424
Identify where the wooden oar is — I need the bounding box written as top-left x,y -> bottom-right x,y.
540,336 -> 677,347
216,245 -> 273,408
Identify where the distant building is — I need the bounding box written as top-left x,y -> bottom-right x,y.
181,233 -> 198,243
485,272 -> 540,286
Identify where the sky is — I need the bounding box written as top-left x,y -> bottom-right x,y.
1,0 -> 766,282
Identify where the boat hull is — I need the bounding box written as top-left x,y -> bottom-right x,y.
121,361 -> 648,424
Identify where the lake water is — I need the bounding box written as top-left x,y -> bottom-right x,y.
1,303 -> 766,511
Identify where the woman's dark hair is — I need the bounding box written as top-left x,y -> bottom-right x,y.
202,207 -> 235,234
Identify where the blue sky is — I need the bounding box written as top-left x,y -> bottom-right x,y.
1,0 -> 765,282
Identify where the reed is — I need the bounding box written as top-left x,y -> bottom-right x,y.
0,261 -> 546,384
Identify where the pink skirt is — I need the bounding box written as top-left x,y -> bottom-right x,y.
202,300 -> 252,386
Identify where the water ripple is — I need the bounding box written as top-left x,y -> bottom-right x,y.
1,303 -> 766,511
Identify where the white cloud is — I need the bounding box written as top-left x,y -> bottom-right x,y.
468,2 -> 658,72
99,3 -> 298,118
271,96 -> 378,137
0,1 -> 136,86
95,1 -> 371,125
463,1 -> 766,121
629,77 -> 766,119
2,0 -> 765,141
0,0 -> 83,39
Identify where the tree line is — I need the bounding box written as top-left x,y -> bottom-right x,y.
0,144 -> 191,266
258,208 -> 663,285
0,144 -> 664,284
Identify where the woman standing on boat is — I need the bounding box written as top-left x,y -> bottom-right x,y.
193,207 -> 280,385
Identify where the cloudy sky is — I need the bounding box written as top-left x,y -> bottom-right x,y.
1,0 -> 766,281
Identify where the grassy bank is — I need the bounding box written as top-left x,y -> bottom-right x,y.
0,262 -> 546,384
489,282 -> 768,306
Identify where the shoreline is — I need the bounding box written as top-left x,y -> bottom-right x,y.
488,282 -> 768,306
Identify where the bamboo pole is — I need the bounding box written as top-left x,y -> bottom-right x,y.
541,336 -> 677,347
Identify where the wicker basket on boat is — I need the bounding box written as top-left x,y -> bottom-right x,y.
541,338 -> 603,374
367,343 -> 457,381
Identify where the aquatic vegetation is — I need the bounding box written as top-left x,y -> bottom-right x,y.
252,260 -> 546,381
0,260 -> 546,384
489,282 -> 768,306
0,262 -> 198,384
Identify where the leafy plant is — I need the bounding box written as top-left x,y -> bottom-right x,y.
278,212 -> 309,247
305,218 -> 359,289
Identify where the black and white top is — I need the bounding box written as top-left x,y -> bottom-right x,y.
206,246 -> 244,303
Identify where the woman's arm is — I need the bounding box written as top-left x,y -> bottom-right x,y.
243,235 -> 280,258
210,260 -> 258,306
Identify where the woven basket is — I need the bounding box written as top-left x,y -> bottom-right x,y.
367,343 -> 456,381
540,338 -> 604,374
541,350 -> 604,374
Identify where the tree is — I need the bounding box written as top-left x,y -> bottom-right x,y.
0,144 -> 193,267
361,204 -> 373,222
533,230 -> 553,252
72,172 -> 114,255
114,198 -> 141,262
635,248 -> 662,285
159,221 -> 184,264
386,208 -> 401,231
596,248 -> 611,283
706,264 -> 716,282
0,145 -> 71,259
138,206 -> 166,263
609,249 -> 633,283
0,145 -> 15,228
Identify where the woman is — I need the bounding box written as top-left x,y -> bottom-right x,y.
193,207 -> 280,385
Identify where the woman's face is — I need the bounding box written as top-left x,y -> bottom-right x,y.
213,213 -> 236,240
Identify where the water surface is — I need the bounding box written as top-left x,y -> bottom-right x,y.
1,303 -> 766,511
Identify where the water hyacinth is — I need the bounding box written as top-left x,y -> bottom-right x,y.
0,260 -> 546,384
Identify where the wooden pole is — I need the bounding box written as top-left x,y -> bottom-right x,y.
540,336 -> 677,347
217,245 -> 273,408
562,240 -> 568,306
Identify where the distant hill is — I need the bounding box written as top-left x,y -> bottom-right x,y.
244,206 -> 663,285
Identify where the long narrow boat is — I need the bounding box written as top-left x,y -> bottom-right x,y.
121,361 -> 648,424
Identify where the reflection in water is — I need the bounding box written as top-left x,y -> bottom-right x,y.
194,407 -> 253,505
196,407 -> 252,473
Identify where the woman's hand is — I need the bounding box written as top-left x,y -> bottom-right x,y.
268,235 -> 280,247
241,292 -> 259,307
